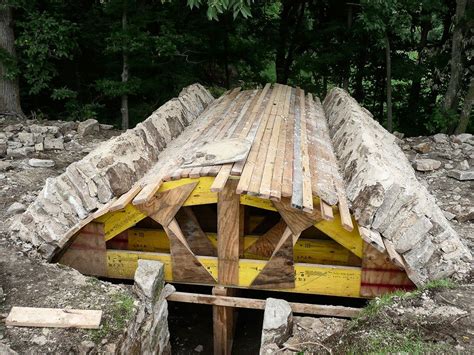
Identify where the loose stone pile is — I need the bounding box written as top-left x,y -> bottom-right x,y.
0,118 -> 113,158
323,88 -> 472,285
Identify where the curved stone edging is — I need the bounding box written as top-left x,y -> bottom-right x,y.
323,88 -> 472,285
11,84 -> 214,260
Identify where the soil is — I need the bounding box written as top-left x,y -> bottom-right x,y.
0,117 -> 132,354
325,281 -> 474,354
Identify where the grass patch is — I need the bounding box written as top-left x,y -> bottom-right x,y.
422,278 -> 457,291
358,278 -> 457,320
88,293 -> 135,344
348,329 -> 451,355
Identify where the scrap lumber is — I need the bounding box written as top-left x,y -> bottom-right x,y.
6,307 -> 102,329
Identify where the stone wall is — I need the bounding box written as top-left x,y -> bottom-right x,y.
323,88 -> 472,285
10,84 -> 214,260
117,260 -> 173,355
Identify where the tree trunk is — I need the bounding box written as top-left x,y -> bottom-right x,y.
275,1 -> 291,84
443,0 -> 467,113
454,77 -> 473,134
0,4 -> 23,117
385,33 -> 393,132
121,0 -> 129,130
342,5 -> 353,91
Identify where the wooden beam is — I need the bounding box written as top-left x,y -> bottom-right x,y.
107,229 -> 360,266
315,214 -> 363,258
95,203 -> 147,242
164,220 -> 216,284
212,286 -> 235,355
137,182 -> 197,226
167,292 -> 361,318
175,207 -> 216,256
217,180 -> 241,285
105,250 -> 363,297
273,197 -> 321,235
251,226 -> 295,289
6,307 -> 102,329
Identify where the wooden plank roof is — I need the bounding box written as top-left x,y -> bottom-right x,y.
126,83 -> 351,227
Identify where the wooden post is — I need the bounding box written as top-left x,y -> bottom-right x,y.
212,286 -> 235,355
215,180 -> 240,354
217,179 -> 240,285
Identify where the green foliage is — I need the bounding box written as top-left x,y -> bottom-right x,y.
0,47 -> 19,80
348,328 -> 451,355
3,0 -> 468,134
16,10 -> 77,95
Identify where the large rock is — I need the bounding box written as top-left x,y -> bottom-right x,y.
117,260 -> 172,354
28,158 -> 55,168
43,136 -> 64,150
77,119 -> 99,137
323,88 -> 471,285
134,260 -> 164,303
10,84 -> 214,260
448,170 -> 474,181
260,298 -> 293,353
413,159 -> 441,172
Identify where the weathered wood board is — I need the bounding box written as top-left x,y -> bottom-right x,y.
6,307 -> 102,329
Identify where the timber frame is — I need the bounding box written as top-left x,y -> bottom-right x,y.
58,176 -> 414,298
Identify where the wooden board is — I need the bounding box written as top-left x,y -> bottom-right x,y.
167,292 -> 361,317
298,89 -> 314,212
251,227 -> 295,289
106,250 -> 362,297
137,182 -> 197,226
360,243 -> 415,297
315,214 -> 363,258
110,184 -> 142,212
95,203 -> 147,241
58,222 -> 107,276
159,177 -> 217,206
244,220 -> 287,258
217,180 -> 241,285
6,307 -> 102,329
109,228 -> 360,266
273,197 -> 321,235
175,207 -> 216,256
164,221 -> 216,284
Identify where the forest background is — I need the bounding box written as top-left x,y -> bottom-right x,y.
0,0 -> 472,136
